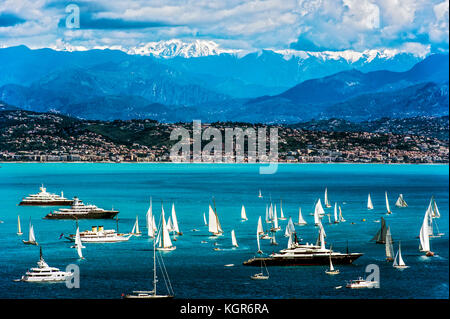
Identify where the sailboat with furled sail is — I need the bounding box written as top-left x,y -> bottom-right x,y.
395,194 -> 408,207
23,218 -> 38,245
279,199 -> 287,220
367,194 -> 374,210
241,205 -> 248,221
123,219 -> 174,299
295,207 -> 307,225
393,242 -> 409,269
385,226 -> 394,261
385,192 -> 392,214
17,215 -> 23,235
156,204 -> 176,251
324,188 -> 331,208
208,201 -> 223,236
419,206 -> 434,257
231,230 -> 238,248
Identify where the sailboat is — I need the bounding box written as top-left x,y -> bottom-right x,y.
324,188 -> 331,208
270,231 -> 278,246
333,203 -> 339,224
367,194 -> 374,210
130,216 -> 142,236
295,207 -> 307,225
372,217 -> 388,244
385,226 -> 394,262
251,232 -> 269,280
156,205 -> 176,251
284,217 -> 295,237
17,215 -> 23,235
208,202 -> 223,236
338,206 -> 345,222
314,199 -> 325,225
271,204 -> 280,231
23,218 -> 38,245
419,206 -> 434,256
393,242 -> 409,269
72,225 -> 85,259
257,216 -> 264,235
395,194 -> 408,207
427,197 -> 444,237
385,192 -> 392,214
231,230 -> 238,248
171,203 -> 182,235
146,198 -> 155,238
241,205 -> 248,221
123,221 -> 174,299
325,246 -> 339,275
258,190 -> 263,198
279,200 -> 287,220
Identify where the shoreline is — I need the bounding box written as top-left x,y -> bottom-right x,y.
0,161 -> 448,165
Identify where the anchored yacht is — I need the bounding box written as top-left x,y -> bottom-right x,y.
66,226 -> 131,243
16,247 -> 72,283
19,185 -> 73,206
45,197 -> 118,219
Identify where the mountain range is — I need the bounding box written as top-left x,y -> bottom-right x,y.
0,44 -> 447,123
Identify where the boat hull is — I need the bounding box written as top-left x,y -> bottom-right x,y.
243,253 -> 363,266
44,211 -> 119,219
19,200 -> 74,206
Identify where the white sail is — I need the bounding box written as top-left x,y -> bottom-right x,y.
231,230 -> 238,247
167,216 -> 173,232
75,226 -> 84,258
395,194 -> 407,207
338,206 -> 345,222
324,188 -> 331,207
171,203 -> 180,233
257,216 -> 264,235
398,243 -> 406,266
419,208 -> 431,252
393,250 -> 399,267
287,233 -> 293,249
319,225 -> 326,250
329,254 -> 335,271
241,205 -> 248,221
17,215 -> 22,235
367,194 -> 374,210
203,212 -> 207,226
385,226 -> 394,260
297,207 -> 306,225
314,199 -> 324,225
29,221 -> 36,243
146,199 -> 154,237
159,206 -> 173,249
279,200 -> 286,220
268,203 -> 274,220
333,202 -> 338,223
208,204 -> 222,235
256,231 -> 261,253
273,205 -> 279,230
284,224 -> 290,237
152,215 -> 157,232
385,191 -> 391,213
287,217 -> 295,234
131,216 -> 140,234
429,197 -> 440,218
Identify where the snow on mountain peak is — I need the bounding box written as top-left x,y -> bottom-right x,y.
127,39 -> 241,58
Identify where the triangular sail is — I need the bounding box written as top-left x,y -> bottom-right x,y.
333,203 -> 338,223
287,233 -> 293,249
273,205 -> 279,230
17,215 -> 22,235
279,200 -> 286,219
159,206 -> 173,248
75,226 -> 84,258
203,212 -> 207,226
29,220 -> 36,243
324,188 -> 331,207
231,230 -> 238,247
395,194 -> 408,207
314,199 -> 324,225
367,194 -> 374,210
171,203 -> 180,233
257,216 -> 264,235
398,242 -> 405,266
297,207 -> 306,225
329,253 -> 334,271
385,192 -> 391,213
256,230 -> 262,253
146,199 -> 154,237
372,217 -> 387,243
385,226 -> 394,260
419,208 -> 431,252
208,205 -> 218,234
241,205 -> 248,221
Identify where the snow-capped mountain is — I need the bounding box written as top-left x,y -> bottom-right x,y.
127,39 -> 241,58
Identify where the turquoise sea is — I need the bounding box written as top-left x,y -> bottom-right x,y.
0,163 -> 448,299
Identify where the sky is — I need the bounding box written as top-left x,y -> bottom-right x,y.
0,0 -> 448,54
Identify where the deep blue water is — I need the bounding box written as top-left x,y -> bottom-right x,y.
0,163 -> 448,299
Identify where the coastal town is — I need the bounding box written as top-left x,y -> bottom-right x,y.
0,109 -> 448,164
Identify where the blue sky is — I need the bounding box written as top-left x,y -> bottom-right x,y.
0,0 -> 448,54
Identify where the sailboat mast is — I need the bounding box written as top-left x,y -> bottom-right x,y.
153,221 -> 157,296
